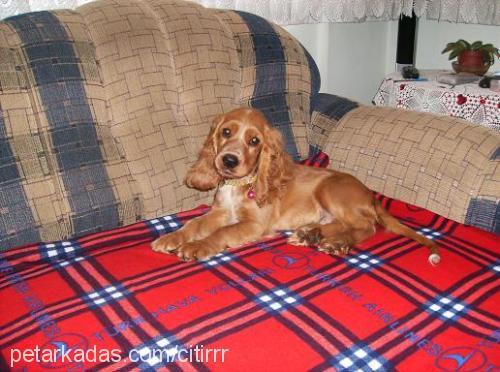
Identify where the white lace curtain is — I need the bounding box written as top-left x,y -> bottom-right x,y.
1,0 -> 499,25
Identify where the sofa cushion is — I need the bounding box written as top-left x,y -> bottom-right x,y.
321,105 -> 500,234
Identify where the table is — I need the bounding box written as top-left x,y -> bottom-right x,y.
373,70 -> 500,131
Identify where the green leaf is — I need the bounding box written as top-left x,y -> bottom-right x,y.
457,39 -> 471,49
448,49 -> 461,60
481,46 -> 500,59
441,45 -> 454,54
484,54 -> 494,66
471,41 -> 482,50
490,47 -> 498,55
441,42 -> 457,53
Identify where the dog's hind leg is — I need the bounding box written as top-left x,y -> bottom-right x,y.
288,223 -> 322,246
289,221 -> 374,256
315,221 -> 374,256
306,174 -> 379,256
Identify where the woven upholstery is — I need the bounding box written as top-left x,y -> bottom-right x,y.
0,0 -> 497,250
318,105 -> 500,233
308,93 -> 359,156
0,0 -> 320,250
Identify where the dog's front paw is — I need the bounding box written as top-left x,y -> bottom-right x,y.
151,231 -> 186,253
176,240 -> 222,261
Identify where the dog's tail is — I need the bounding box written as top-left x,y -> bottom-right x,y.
374,200 -> 440,265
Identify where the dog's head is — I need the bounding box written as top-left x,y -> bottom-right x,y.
184,108 -> 292,206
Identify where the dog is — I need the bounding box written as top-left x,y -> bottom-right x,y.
152,107 -> 440,265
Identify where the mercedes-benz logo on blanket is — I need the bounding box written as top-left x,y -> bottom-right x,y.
272,252 -> 310,270
435,346 -> 487,371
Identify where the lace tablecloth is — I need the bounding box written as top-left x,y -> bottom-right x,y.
373,70 -> 500,131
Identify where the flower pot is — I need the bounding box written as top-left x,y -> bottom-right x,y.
452,62 -> 490,76
458,50 -> 484,68
454,50 -> 490,76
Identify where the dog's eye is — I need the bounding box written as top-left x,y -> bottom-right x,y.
249,137 -> 260,146
222,128 -> 231,138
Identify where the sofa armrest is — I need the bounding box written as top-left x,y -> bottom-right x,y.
308,93 -> 359,156
319,104 -> 499,234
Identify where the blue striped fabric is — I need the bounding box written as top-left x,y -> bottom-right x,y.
236,11 -> 301,161
7,12 -> 120,237
465,198 -> 500,234
0,108 -> 41,248
491,147 -> 500,160
304,47 -> 321,106
312,93 -> 359,122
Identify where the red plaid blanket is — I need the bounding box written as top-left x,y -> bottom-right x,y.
1,153 -> 499,371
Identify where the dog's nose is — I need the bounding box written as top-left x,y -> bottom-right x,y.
222,154 -> 239,169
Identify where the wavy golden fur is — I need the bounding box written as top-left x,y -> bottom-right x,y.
152,108 -> 440,265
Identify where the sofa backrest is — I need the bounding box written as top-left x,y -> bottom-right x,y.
0,0 -> 320,250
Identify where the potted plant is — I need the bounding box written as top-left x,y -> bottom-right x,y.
441,39 -> 499,75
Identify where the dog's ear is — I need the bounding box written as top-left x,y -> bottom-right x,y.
254,127 -> 292,207
184,114 -> 224,191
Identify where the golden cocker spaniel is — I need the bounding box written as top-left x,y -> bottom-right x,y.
152,108 -> 440,265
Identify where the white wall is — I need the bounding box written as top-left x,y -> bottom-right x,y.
285,22 -> 395,104
414,18 -> 500,72
285,19 -> 500,105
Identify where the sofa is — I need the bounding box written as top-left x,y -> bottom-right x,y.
0,0 -> 498,371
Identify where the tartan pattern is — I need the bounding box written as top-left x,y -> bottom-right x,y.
331,343 -> 390,371
0,155 -> 498,371
55,255 -> 86,268
345,252 -> 383,272
417,227 -> 443,240
145,215 -> 182,235
134,334 -> 180,369
202,252 -> 235,267
84,283 -> 130,308
491,261 -> 500,274
39,240 -> 81,261
255,286 -> 303,313
424,295 -> 469,323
